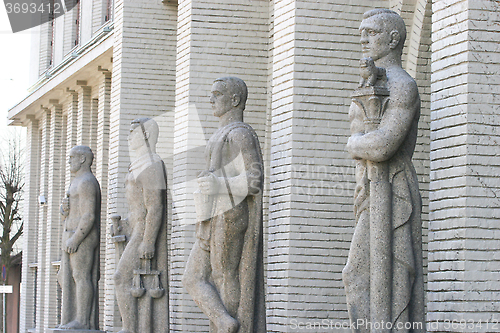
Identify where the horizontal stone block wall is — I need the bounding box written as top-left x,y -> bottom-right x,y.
19,118 -> 40,333
429,0 -> 500,331
268,1 -> 411,332
107,0 -> 177,330
171,0 -> 270,331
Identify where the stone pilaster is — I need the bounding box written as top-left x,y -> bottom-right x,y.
105,0 -> 177,330
96,68 -> 115,330
77,81 -> 92,147
89,97 -> 99,158
429,0 -> 500,330
42,101 -> 65,330
268,1 -> 392,331
19,117 -> 40,333
65,89 -> 79,188
172,1 -> 269,331
36,109 -> 50,333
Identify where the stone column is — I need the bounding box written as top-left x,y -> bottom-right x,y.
65,89 -> 79,184
77,81 -> 92,147
89,98 -> 99,157
429,0 -> 500,330
36,109 -> 50,332
172,1 -> 269,331
43,101 -> 65,330
96,69 -> 112,328
268,1 -> 387,330
105,0 -> 177,330
19,117 -> 40,333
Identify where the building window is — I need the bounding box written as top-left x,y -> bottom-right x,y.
49,0 -> 55,67
105,0 -> 113,22
75,0 -> 80,46
39,1 -> 55,75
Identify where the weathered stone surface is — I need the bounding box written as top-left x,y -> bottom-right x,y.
113,118 -> 168,333
58,146 -> 101,330
343,9 -> 425,333
183,77 -> 266,333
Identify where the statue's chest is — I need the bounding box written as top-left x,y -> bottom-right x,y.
68,180 -> 81,201
125,175 -> 143,200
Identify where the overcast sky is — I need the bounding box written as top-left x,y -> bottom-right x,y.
0,4 -> 32,140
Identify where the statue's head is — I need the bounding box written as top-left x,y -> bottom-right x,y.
210,77 -> 248,118
359,9 -> 406,61
128,117 -> 159,151
69,145 -> 93,173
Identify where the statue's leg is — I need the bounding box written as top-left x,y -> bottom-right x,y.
343,209 -> 370,333
183,240 -> 238,333
59,251 -> 76,327
211,208 -> 248,318
68,236 -> 98,329
114,236 -> 140,333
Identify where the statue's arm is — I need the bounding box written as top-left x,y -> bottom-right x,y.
60,194 -> 69,217
347,80 -> 419,162
218,129 -> 263,197
65,178 -> 98,253
139,164 -> 165,259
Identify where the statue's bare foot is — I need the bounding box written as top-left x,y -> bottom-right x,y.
217,316 -> 239,333
59,320 -> 86,329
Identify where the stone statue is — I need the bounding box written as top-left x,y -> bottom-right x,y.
112,117 -> 168,333
343,9 -> 425,332
183,77 -> 266,333
58,145 -> 101,330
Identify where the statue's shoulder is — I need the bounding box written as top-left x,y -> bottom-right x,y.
75,172 -> 100,196
226,122 -> 259,146
387,68 -> 419,104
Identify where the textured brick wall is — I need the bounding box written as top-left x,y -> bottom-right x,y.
429,0 -> 500,331
268,1 -> 388,331
19,118 -> 40,333
171,1 -> 270,331
106,0 -> 177,329
77,83 -> 92,147
96,70 -> 111,330
42,102 -> 64,330
35,111 -> 50,332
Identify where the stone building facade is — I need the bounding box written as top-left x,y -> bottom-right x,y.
8,0 -> 499,332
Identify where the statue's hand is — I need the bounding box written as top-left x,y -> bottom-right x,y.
64,236 -> 79,254
198,172 -> 219,195
60,197 -> 70,216
139,241 -> 155,259
347,133 -> 364,160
